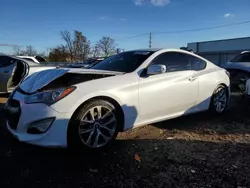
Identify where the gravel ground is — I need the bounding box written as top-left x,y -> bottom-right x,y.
0,93 -> 250,188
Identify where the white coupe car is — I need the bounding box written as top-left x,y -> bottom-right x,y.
5,49 -> 230,150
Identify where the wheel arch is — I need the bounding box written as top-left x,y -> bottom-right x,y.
68,95 -> 125,132
205,82 -> 230,109
209,83 -> 230,114
216,82 -> 229,93
212,82 -> 230,99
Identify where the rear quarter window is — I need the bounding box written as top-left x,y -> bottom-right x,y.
189,56 -> 206,71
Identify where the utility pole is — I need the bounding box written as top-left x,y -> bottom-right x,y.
149,32 -> 152,48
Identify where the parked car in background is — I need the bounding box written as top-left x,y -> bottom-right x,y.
5,49 -> 230,150
221,51 -> 250,90
17,55 -> 47,64
0,55 -> 55,93
86,57 -> 106,68
68,57 -> 105,68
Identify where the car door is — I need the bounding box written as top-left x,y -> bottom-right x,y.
0,56 -> 17,92
138,52 -> 199,122
189,55 -> 219,111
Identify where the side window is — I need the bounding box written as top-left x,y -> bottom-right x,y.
0,56 -> 15,68
151,52 -> 192,72
189,56 -> 206,71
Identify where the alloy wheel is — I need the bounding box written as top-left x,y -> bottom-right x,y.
213,87 -> 227,113
78,105 -> 117,148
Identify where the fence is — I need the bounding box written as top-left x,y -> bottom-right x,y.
40,62 -> 71,67
198,51 -> 244,66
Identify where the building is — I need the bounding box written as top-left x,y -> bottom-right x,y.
187,37 -> 250,65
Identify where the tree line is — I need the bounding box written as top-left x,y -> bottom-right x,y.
13,30 -> 117,62
13,45 -> 46,58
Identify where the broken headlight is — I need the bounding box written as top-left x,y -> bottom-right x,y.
24,86 -> 76,105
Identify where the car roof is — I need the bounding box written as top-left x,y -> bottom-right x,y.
241,51 -> 250,54
126,48 -> 162,52
124,48 -> 198,54
17,55 -> 35,58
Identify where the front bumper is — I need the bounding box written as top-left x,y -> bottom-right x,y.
5,90 -> 73,148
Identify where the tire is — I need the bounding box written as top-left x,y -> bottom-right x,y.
209,85 -> 228,114
67,99 -> 121,151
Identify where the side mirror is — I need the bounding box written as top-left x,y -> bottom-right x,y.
147,64 -> 166,75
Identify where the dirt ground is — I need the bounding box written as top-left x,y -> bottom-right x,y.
0,93 -> 250,188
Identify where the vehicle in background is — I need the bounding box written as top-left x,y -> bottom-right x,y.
17,55 -> 47,64
221,51 -> 250,91
68,57 -> 105,68
0,55 -> 55,93
85,57 -> 106,68
5,49 -> 230,150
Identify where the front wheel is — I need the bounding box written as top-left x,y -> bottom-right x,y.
210,85 -> 228,114
68,99 -> 121,150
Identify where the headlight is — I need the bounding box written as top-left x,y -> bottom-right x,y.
24,86 -> 76,105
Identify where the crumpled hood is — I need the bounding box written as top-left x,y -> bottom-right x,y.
19,68 -> 123,93
221,62 -> 250,72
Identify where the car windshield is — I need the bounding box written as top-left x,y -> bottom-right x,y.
231,52 -> 250,62
91,51 -> 154,73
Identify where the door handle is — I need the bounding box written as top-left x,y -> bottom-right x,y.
188,76 -> 197,82
4,70 -> 9,73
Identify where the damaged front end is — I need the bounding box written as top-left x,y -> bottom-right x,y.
39,71 -> 115,91
17,68 -> 121,104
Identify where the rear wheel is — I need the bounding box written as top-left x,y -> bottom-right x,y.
68,99 -> 121,150
210,85 -> 228,114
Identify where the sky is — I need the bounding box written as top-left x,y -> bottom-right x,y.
0,0 -> 250,54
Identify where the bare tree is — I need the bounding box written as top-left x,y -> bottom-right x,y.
61,30 -> 74,61
82,40 -> 91,59
92,45 -> 100,57
21,45 -> 37,56
60,30 -> 91,62
97,37 -> 116,57
73,30 -> 90,61
48,45 -> 70,62
13,46 -> 22,55
37,51 -> 46,58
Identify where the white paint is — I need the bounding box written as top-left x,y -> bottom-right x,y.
20,69 -> 69,93
7,49 -> 230,148
17,56 -> 40,64
246,79 -> 250,95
